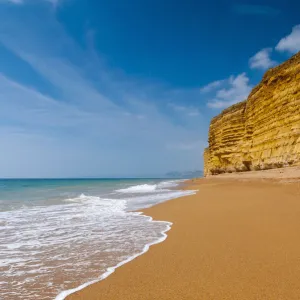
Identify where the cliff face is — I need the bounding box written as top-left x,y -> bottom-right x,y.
204,51 -> 300,176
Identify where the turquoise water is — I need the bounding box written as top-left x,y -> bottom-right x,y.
0,178 -> 165,211
0,178 -> 196,300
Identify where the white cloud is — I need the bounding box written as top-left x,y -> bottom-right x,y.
276,24 -> 300,54
0,70 -> 206,177
168,103 -> 200,117
249,48 -> 277,70
205,23 -> 300,109
168,103 -> 186,111
0,9 -> 207,177
200,79 -> 226,93
187,110 -> 200,117
207,73 -> 252,109
0,0 -> 59,5
0,0 -> 23,3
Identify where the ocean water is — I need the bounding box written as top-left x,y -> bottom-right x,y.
0,178 -> 196,299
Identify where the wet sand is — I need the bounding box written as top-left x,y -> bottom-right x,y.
67,172 -> 300,300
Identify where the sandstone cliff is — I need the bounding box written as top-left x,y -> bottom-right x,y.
204,51 -> 300,176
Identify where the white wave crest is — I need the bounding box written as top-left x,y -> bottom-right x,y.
156,180 -> 184,188
116,184 -> 158,193
123,190 -> 197,210
116,180 -> 184,194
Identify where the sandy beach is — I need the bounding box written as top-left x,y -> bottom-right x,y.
67,168 -> 300,300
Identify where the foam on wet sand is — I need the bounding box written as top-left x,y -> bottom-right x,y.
67,171 -> 300,300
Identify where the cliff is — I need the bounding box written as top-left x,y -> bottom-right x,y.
204,51 -> 300,176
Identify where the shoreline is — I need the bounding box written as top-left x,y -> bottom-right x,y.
55,214 -> 173,300
55,179 -> 194,300
66,169 -> 300,300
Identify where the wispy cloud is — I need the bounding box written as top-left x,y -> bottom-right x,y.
249,48 -> 277,70
166,140 -> 205,151
200,79 -> 226,93
168,103 -> 200,117
0,69 -> 205,176
207,73 -> 252,109
0,0 -> 59,4
0,6 -> 206,177
203,23 -> 299,110
232,4 -> 280,17
187,111 -> 200,117
1,0 -> 23,3
276,24 -> 300,54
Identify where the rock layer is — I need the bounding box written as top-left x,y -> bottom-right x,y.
204,51 -> 300,176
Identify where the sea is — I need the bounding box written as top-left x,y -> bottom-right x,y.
0,178 -> 196,299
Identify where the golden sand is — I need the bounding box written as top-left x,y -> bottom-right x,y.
67,174 -> 300,300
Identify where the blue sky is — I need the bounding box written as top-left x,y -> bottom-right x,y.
0,0 -> 299,178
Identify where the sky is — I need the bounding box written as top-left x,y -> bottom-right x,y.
0,0 -> 299,178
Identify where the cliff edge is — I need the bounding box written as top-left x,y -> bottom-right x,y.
204,51 -> 300,176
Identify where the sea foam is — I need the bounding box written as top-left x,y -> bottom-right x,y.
55,216 -> 172,300
116,183 -> 159,193
0,179 -> 196,300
